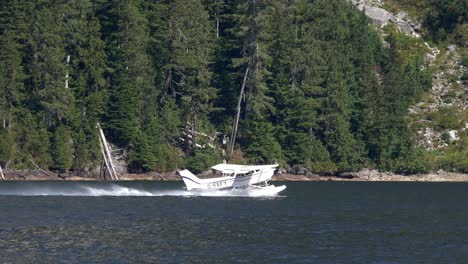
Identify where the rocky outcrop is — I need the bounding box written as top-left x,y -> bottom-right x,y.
355,5 -> 393,26
410,44 -> 467,149
272,169 -> 468,182
351,0 -> 420,37
351,0 -> 467,150
357,169 -> 468,182
2,169 -> 468,182
395,20 -> 415,35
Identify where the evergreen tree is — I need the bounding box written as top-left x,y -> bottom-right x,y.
52,125 -> 74,171
320,58 -> 359,171
13,111 -> 52,168
98,0 -> 152,147
0,29 -> 24,130
0,128 -> 14,168
25,1 -> 72,127
163,0 -> 216,151
0,0 -> 457,173
63,0 -> 108,170
0,0 -> 28,129
226,0 -> 281,162
269,0 -> 333,170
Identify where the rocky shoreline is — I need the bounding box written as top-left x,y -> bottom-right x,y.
1,169 -> 467,182
273,170 -> 468,182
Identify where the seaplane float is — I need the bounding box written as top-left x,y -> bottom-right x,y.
178,163 -> 286,194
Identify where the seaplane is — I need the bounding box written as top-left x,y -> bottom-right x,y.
178,163 -> 286,194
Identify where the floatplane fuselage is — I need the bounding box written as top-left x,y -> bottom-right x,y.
178,164 -> 286,194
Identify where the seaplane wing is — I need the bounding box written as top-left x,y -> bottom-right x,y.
210,163 -> 278,173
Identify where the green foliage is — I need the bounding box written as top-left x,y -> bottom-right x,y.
128,118 -> 182,172
461,52 -> 468,67
382,24 -> 431,64
439,151 -> 468,173
242,120 -> 283,164
423,0 -> 467,44
427,106 -> 463,130
461,73 -> 468,86
155,143 -> 183,172
107,67 -> 141,146
0,129 -> 14,163
127,133 -> 155,172
387,0 -> 467,46
0,1 -> 26,131
51,125 -> 74,172
10,109 -> 52,169
26,2 -> 73,127
284,132 -> 336,173
186,148 -> 222,174
0,0 -> 464,174
73,129 -> 90,170
385,148 -> 438,174
437,130 -> 468,173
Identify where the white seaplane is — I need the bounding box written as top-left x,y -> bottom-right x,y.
178,163 -> 286,194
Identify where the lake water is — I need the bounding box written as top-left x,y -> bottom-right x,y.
0,181 -> 467,263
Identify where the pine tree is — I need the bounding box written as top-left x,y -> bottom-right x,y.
142,0 -> 169,123
0,29 -> 24,129
0,0 -> 27,129
163,0 -> 216,151
269,0 -> 333,170
99,0 -> 153,147
320,58 -> 359,171
25,1 -> 72,127
63,0 -> 108,170
207,0 -> 239,129
225,0 -> 282,161
0,128 -> 14,168
51,125 -> 74,172
0,0 -> 456,173
242,120 -> 282,164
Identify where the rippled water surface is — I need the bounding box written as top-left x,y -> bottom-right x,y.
0,181 -> 467,263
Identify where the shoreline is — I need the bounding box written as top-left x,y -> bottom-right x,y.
1,170 -> 467,182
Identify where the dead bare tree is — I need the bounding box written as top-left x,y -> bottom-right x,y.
97,123 -> 119,180
229,65 -> 250,154
0,165 -> 5,180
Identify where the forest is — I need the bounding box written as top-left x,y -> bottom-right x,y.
0,0 -> 463,175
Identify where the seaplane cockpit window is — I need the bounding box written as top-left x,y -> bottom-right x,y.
236,173 -> 245,178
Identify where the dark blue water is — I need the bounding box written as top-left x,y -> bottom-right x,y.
0,181 -> 467,263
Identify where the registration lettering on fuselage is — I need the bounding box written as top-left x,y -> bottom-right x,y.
207,180 -> 230,189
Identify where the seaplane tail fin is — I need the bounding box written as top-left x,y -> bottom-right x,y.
178,169 -> 202,190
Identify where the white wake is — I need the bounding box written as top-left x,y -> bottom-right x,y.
0,184 -> 285,197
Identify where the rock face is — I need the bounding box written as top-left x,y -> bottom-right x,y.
395,20 -> 416,35
352,0 -> 467,150
448,130 -> 459,142
357,169 -> 468,182
351,0 -> 420,37
411,45 -> 467,149
356,5 -> 394,26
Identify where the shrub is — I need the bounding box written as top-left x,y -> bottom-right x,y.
0,129 -> 14,163
428,106 -> 463,130
461,53 -> 468,67
185,149 -> 222,174
383,148 -> 438,174
461,73 -> 468,83
51,126 -> 74,172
